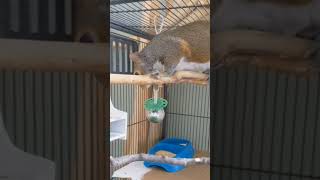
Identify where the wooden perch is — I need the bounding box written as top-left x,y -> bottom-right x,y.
224,53 -> 314,74
0,38 -> 108,72
212,30 -> 316,62
110,71 -> 209,85
110,154 -> 210,169
212,30 -> 320,75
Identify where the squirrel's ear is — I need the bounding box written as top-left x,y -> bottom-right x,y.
129,52 -> 142,63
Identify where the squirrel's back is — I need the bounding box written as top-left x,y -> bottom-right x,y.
154,21 -> 210,63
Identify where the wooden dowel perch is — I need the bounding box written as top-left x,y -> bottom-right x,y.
0,38 -> 108,72
213,30 -> 315,60
110,154 -> 210,169
110,71 -> 209,85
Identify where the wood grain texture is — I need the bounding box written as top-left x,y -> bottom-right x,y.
0,38 -> 108,72
213,30 -> 315,63
110,72 -> 209,85
223,54 -> 315,77
125,86 -> 164,156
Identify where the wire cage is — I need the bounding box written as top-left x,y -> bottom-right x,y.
110,0 -> 210,180
110,0 -> 210,74
110,0 -> 211,179
110,0 -> 210,39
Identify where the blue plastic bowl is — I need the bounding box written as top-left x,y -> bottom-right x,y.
144,138 -> 194,173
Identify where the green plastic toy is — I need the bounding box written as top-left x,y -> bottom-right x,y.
144,98 -> 168,111
144,98 -> 168,123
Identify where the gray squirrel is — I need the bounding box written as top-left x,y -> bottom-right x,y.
213,0 -> 320,65
213,0 -> 320,37
130,21 -> 210,76
130,0 -> 320,76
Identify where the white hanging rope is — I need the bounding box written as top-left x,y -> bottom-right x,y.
153,85 -> 159,104
154,15 -> 165,35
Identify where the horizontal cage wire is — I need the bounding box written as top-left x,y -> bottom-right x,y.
110,0 -> 210,38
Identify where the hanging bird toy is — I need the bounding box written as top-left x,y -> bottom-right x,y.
144,85 -> 168,123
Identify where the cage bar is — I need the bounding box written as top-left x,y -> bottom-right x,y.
110,0 -> 210,38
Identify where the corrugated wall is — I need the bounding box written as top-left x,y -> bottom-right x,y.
165,84 -> 210,153
212,65 -> 320,179
1,0 -> 72,40
0,70 -> 106,180
110,36 -> 137,74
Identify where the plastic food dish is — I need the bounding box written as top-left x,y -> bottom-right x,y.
144,138 -> 195,173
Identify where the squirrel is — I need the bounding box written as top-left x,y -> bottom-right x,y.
213,0 -> 320,38
129,21 -> 210,76
212,0 -> 320,69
